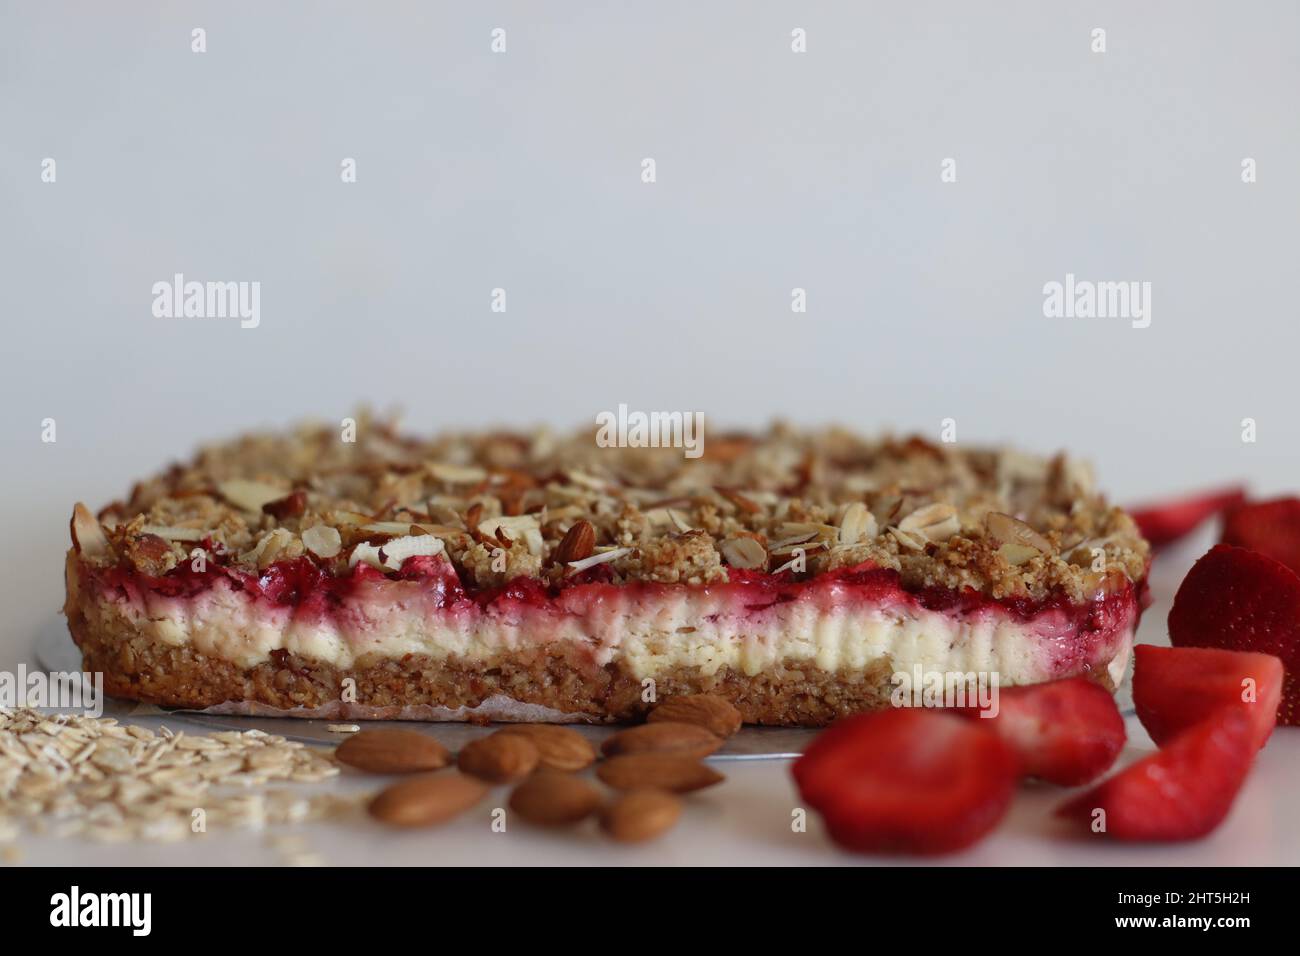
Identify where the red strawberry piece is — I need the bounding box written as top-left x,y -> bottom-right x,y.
955,677 -> 1125,785
1168,544 -> 1300,725
1127,486 -> 1245,549
791,708 -> 1019,855
1133,644 -> 1282,751
1220,496 -> 1300,576
1055,708 -> 1255,842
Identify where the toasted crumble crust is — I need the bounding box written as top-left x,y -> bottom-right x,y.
70,415 -> 1149,603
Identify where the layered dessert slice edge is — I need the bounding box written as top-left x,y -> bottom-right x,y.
63,421 -> 1151,725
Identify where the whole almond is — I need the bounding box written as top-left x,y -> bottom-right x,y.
597,754 -> 725,793
496,724 -> 596,772
600,790 -> 682,843
458,732 -> 539,783
368,773 -> 488,827
509,772 -> 602,826
647,695 -> 743,738
335,729 -> 451,774
553,519 -> 596,565
601,721 -> 722,759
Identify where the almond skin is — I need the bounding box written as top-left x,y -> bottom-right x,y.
601,722 -> 722,759
596,754 -> 725,793
368,773 -> 489,827
457,732 -> 539,783
647,695 -> 743,738
496,724 -> 597,772
335,729 -> 451,774
263,490 -> 307,519
600,790 -> 682,843
509,772 -> 602,826
553,519 -> 596,565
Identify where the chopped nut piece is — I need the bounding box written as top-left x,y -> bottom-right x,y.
217,479 -> 289,514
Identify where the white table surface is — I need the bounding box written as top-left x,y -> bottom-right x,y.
3,528 -> 1296,867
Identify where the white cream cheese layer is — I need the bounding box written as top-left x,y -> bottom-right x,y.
105,576 -> 1134,683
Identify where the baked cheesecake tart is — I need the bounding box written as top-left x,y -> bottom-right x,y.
64,419 -> 1150,725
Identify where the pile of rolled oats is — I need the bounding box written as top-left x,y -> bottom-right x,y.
0,707 -> 355,846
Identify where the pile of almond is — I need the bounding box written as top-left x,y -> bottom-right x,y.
336,694 -> 741,844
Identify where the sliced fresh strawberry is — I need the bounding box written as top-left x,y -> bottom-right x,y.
1056,708 -> 1255,841
956,677 -> 1125,785
1220,496 -> 1300,576
1133,644 -> 1282,750
792,708 -> 1019,855
1127,486 -> 1245,549
1168,544 -> 1300,725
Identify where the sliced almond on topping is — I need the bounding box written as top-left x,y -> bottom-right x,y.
426,462 -> 487,484
769,529 -> 818,550
985,512 -> 1053,554
770,539 -> 825,558
70,503 -> 110,558
139,525 -> 206,542
837,502 -> 877,546
998,542 -> 1041,567
566,547 -> 632,574
217,479 -> 289,514
245,528 -> 296,569
361,521 -> 419,535
330,511 -> 372,526
566,470 -> 612,491
897,502 -> 960,543
719,536 -> 767,570
600,790 -> 682,843
647,695 -> 743,738
301,524 -> 342,559
348,534 -> 444,571
666,509 -> 695,533
600,722 -> 722,760
412,522 -> 471,539
552,519 -> 596,565
335,729 -> 451,774
889,527 -> 927,551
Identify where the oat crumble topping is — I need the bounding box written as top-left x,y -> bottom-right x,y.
69,416 -> 1149,603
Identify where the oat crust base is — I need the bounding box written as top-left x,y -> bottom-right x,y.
66,582 -> 1122,727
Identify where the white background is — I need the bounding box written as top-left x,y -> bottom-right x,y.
1,2 -> 1298,866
